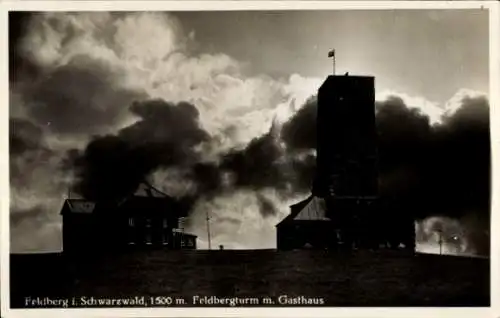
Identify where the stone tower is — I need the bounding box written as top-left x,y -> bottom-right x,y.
312,75 -> 380,249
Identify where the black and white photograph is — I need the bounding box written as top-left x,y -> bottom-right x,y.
2,1 -> 498,317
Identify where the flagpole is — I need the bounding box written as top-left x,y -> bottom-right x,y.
438,229 -> 443,255
333,51 -> 335,75
328,49 -> 336,75
206,210 -> 212,250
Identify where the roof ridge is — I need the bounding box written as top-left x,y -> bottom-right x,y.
141,180 -> 171,197
136,180 -> 175,199
277,195 -> 330,226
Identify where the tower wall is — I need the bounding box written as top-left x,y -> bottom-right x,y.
278,73 -> 415,252
313,75 -> 378,198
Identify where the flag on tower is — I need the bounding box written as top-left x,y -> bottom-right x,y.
328,49 -> 335,58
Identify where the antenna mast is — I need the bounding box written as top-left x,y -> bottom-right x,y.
206,210 -> 212,250
438,229 -> 443,255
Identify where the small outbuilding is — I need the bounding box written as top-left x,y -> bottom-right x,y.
276,195 -> 337,250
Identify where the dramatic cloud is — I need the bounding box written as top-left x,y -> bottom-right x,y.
9,12 -> 313,253
9,117 -> 71,252
278,92 -> 490,255
20,57 -> 145,136
69,99 -> 210,201
9,118 -> 46,156
281,96 -> 318,152
9,12 -> 490,256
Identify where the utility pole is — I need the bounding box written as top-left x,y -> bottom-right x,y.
438,229 -> 443,255
206,210 -> 212,250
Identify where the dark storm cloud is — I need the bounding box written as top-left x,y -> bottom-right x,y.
70,99 -> 211,201
9,13 -> 145,136
217,119 -> 316,198
422,96 -> 490,218
286,151 -> 316,193
190,162 -> 223,194
122,99 -> 210,149
256,193 -> 278,217
280,93 -> 490,217
374,95 -> 490,223
20,56 -> 145,135
9,10 -> 490,254
69,98 -> 313,218
9,118 -> 46,156
220,129 -> 285,190
281,96 -> 317,151
376,96 -> 433,176
279,93 -> 490,254
70,135 -> 163,201
9,12 -> 39,82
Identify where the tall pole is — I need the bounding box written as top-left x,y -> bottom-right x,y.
438,229 -> 443,255
206,210 -> 212,250
328,49 -> 336,75
333,53 -> 336,75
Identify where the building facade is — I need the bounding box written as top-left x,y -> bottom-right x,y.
61,182 -> 197,253
276,196 -> 336,250
277,74 -> 415,252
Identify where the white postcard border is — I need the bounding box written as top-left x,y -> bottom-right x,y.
1,1 -> 498,318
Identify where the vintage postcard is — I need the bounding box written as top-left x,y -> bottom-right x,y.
1,1 -> 499,317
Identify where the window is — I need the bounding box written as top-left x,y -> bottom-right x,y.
128,218 -> 135,227
145,232 -> 152,245
145,218 -> 152,228
162,218 -> 168,228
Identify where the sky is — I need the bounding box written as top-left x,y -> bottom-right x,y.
171,10 -> 489,103
9,9 -> 491,256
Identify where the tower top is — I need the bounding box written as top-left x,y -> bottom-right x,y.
319,75 -> 375,93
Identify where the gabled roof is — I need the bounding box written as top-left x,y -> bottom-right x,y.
294,196 -> 330,221
134,182 -> 172,198
60,181 -> 181,216
290,195 -> 314,212
61,199 -> 96,215
277,195 -> 331,226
